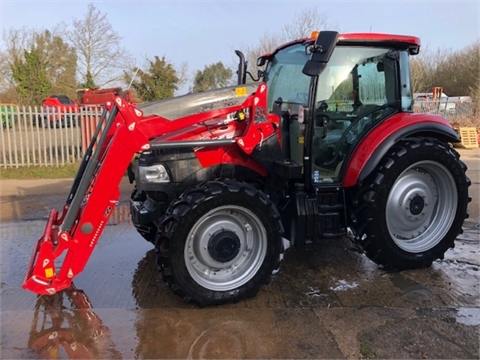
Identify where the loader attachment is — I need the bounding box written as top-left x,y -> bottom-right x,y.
22,83 -> 273,296
22,98 -> 148,295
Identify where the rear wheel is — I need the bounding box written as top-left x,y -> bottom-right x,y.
157,179 -> 284,306
352,137 -> 470,270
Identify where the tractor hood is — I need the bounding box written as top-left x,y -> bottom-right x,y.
138,83 -> 259,120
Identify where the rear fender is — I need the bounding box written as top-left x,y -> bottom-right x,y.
342,113 -> 459,188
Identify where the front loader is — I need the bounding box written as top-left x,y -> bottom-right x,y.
24,31 -> 471,306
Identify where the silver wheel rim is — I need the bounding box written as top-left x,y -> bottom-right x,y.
184,205 -> 267,291
386,160 -> 457,253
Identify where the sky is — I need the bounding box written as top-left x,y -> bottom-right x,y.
1,0 -> 479,94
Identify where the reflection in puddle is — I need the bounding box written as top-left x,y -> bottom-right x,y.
186,325 -> 246,359
133,311 -> 251,359
389,272 -> 443,305
26,277 -> 260,359
29,285 -> 121,359
26,282 -> 327,359
107,204 -> 131,225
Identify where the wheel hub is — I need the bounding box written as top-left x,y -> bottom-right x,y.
386,161 -> 458,253
409,195 -> 425,215
208,230 -> 241,263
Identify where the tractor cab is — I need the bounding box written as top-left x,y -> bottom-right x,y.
258,32 -> 418,185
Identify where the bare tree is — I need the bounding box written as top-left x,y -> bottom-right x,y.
69,3 -> 133,88
411,43 -> 479,98
237,7 -> 337,80
410,48 -> 435,95
433,42 -> 479,96
282,8 -> 334,40
0,27 -> 35,100
176,61 -> 189,88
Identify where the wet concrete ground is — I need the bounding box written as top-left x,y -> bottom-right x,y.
0,148 -> 479,359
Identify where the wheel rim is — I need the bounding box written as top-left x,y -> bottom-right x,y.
184,205 -> 267,291
386,160 -> 457,253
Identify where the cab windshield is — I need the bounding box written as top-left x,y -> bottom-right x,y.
264,43 -> 311,111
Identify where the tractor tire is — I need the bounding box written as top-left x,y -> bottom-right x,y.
156,179 -> 284,306
352,137 -> 470,270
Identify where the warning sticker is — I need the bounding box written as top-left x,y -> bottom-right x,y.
45,268 -> 54,278
235,87 -> 247,96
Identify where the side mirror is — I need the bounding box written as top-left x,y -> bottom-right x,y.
302,31 -> 338,77
257,57 -> 266,67
318,101 -> 328,111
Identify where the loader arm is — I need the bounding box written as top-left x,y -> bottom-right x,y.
23,84 -> 273,295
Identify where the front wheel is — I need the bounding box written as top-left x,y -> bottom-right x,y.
351,137 -> 470,270
157,180 -> 284,306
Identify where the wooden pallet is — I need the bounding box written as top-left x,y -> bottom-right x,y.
457,127 -> 479,148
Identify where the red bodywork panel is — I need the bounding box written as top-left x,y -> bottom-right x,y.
144,110 -> 275,176
23,83 -> 275,295
338,33 -> 420,46
342,112 -> 454,187
77,87 -> 137,106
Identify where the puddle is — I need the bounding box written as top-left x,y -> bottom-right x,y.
2,213 -> 479,358
389,272 -> 442,304
456,307 -> 480,326
28,287 -> 122,359
458,221 -> 480,243
106,204 -> 132,225
2,288 -> 345,359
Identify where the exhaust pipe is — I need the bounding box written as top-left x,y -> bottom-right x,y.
235,50 -> 247,85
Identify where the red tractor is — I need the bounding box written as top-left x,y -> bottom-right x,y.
23,31 -> 471,306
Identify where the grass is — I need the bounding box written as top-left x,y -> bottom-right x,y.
359,338 -> 376,359
0,162 -> 80,180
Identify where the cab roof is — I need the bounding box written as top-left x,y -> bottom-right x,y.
259,32 -> 421,61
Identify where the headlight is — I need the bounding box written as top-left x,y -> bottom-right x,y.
139,164 -> 171,183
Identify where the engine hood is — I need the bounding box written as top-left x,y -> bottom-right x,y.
138,83 -> 259,120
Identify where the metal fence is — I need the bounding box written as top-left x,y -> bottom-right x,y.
0,101 -> 477,168
413,99 -> 476,120
1,105 -> 104,168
